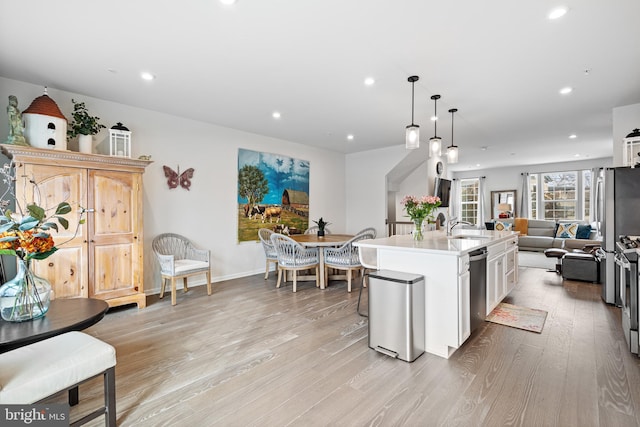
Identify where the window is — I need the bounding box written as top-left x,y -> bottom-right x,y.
460,178 -> 479,225
528,169 -> 592,220
543,171 -> 577,220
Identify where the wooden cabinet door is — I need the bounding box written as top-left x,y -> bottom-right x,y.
88,170 -> 143,301
19,164 -> 89,298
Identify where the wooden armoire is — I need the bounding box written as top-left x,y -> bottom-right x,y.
1,144 -> 151,308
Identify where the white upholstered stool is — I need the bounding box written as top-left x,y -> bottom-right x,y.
0,331 -> 117,427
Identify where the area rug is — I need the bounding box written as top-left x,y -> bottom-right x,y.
518,251 -> 556,270
486,302 -> 548,333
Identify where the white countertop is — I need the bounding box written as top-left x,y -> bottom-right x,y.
354,229 -> 519,256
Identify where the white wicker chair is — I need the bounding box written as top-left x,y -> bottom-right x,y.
355,227 -> 377,239
152,233 -> 211,305
270,233 -> 319,292
323,230 -> 376,292
258,228 -> 278,279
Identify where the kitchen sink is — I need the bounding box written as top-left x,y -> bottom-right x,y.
448,235 -> 491,240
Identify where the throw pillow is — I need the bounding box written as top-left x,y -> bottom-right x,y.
485,221 -> 495,230
556,222 -> 579,239
495,221 -> 513,231
576,224 -> 592,239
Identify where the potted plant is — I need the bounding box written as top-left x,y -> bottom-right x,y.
313,217 -> 330,237
67,99 -> 106,153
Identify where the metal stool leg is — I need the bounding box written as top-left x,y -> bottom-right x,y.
357,268 -> 369,317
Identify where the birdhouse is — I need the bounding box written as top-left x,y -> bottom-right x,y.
22,88 -> 67,150
109,122 -> 131,157
623,128 -> 640,168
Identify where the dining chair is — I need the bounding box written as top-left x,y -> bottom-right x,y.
270,233 -> 320,292
356,227 -> 377,239
356,231 -> 379,316
152,233 -> 212,305
258,228 -> 278,279
323,230 -> 376,292
304,225 -> 332,235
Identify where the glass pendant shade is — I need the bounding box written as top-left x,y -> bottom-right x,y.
447,145 -> 459,164
447,107 -> 459,164
429,136 -> 442,157
428,94 -> 442,158
405,75 -> 420,150
406,125 -> 420,149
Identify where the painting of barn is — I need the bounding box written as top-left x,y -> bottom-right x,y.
237,149 -> 310,242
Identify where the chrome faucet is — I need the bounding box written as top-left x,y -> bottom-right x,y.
447,219 -> 472,236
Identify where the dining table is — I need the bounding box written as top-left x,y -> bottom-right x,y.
290,233 -> 354,289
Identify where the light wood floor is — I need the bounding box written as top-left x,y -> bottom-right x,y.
59,266 -> 640,426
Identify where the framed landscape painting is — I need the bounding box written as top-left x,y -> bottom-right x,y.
237,149 -> 310,242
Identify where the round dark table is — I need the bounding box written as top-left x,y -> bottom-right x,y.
0,298 -> 109,354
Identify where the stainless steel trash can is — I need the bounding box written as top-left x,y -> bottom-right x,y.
367,270 -> 425,362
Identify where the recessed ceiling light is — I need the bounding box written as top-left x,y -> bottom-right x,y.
569,134 -> 577,139
548,7 -> 568,20
141,72 -> 155,81
272,111 -> 281,119
220,0 -> 236,5
574,154 -> 581,157
347,134 -> 354,140
364,77 -> 375,86
480,146 -> 488,151
559,86 -> 573,95
476,164 -> 481,167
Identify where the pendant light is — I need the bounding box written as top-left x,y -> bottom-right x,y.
429,95 -> 442,158
447,108 -> 459,164
405,76 -> 420,149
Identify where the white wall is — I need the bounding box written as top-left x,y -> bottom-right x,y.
613,103 -> 640,166
345,145 -> 407,237
0,77 -> 346,293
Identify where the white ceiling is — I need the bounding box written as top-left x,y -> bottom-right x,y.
1,0 -> 639,171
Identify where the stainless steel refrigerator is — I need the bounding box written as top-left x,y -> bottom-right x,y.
600,167 -> 640,304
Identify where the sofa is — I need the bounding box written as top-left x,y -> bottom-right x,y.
486,218 -> 601,252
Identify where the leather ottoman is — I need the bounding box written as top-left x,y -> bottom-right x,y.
562,252 -> 600,283
544,248 -> 568,273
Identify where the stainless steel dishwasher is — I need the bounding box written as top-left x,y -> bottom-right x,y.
469,248 -> 488,333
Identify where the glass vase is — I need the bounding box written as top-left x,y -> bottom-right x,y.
413,218 -> 425,241
0,258 -> 51,322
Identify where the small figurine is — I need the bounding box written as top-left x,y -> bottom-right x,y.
4,95 -> 28,145
138,154 -> 152,161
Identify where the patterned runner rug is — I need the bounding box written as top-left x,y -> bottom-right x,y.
486,302 -> 548,333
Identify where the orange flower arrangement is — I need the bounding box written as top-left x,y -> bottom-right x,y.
0,162 -> 81,261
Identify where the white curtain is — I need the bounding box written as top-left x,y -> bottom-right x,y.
477,176 -> 486,227
450,178 -> 460,222
589,167 -> 600,223
519,172 -> 530,219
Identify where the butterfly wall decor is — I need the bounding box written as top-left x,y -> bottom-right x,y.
163,165 -> 195,190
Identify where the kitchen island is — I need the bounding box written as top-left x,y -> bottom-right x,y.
355,229 -> 519,359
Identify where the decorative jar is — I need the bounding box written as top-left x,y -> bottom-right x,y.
0,259 -> 51,322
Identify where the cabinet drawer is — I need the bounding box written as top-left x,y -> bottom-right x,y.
487,242 -> 506,258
